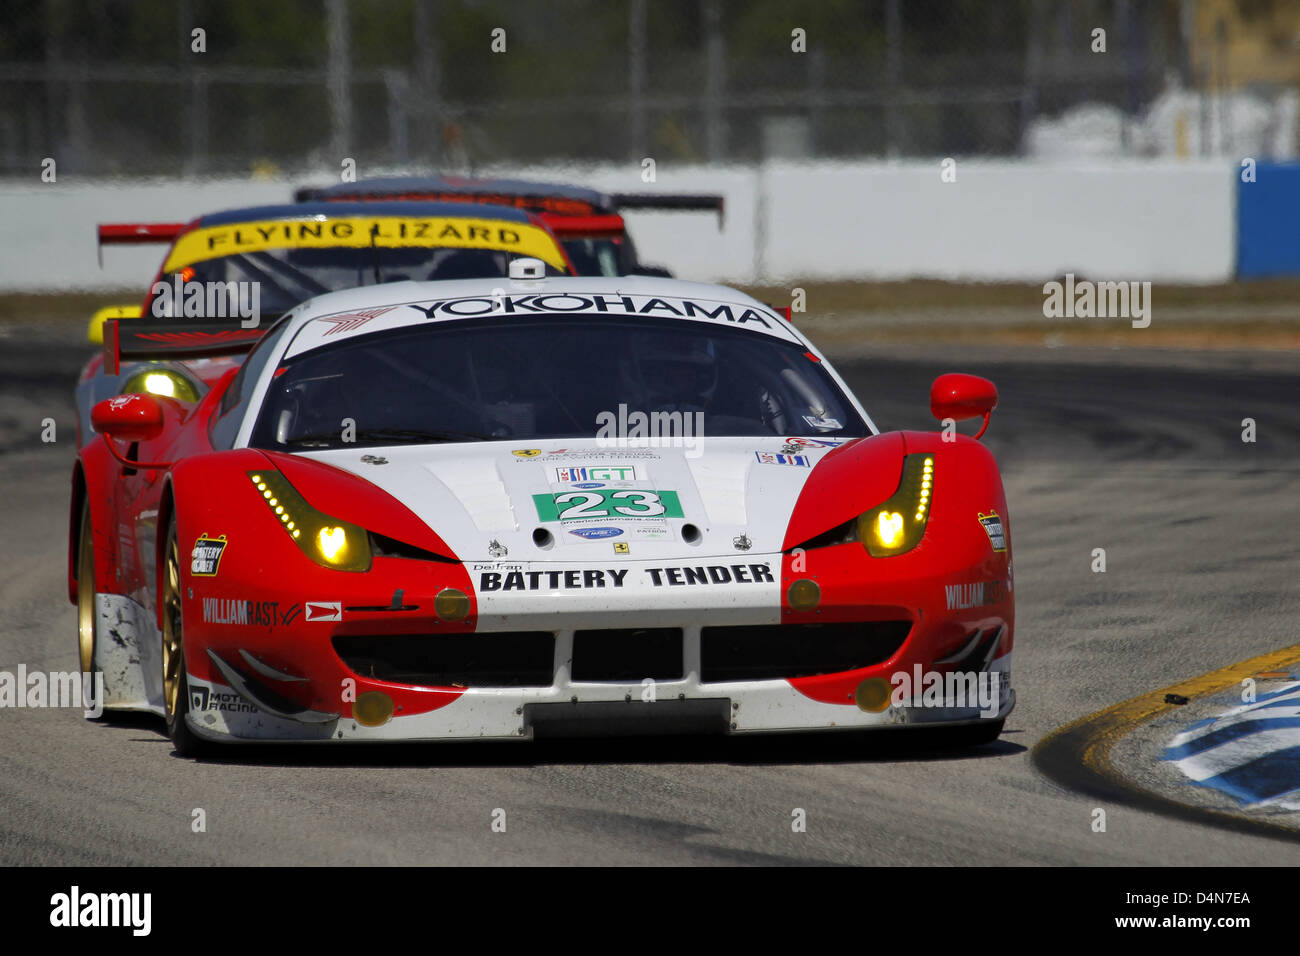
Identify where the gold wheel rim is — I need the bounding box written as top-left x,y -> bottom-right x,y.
162,533 -> 184,719
76,511 -> 95,674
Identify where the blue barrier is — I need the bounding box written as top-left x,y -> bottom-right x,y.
1237,162 -> 1300,278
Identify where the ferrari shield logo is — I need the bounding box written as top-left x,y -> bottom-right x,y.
512,448 -> 541,458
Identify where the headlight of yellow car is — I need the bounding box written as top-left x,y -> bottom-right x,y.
120,368 -> 200,403
247,470 -> 372,572
857,454 -> 934,557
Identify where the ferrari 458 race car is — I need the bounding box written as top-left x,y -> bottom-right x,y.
72,269 -> 1014,755
293,174 -> 724,277
77,200 -> 573,444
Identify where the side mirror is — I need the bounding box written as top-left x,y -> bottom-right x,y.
931,373 -> 998,439
90,393 -> 165,443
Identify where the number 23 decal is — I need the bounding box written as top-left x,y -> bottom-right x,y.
556,490 -> 664,519
533,489 -> 685,522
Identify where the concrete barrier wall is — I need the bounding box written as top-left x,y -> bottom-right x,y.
0,160 -> 1236,292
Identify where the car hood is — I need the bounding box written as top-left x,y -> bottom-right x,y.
297,437 -> 851,562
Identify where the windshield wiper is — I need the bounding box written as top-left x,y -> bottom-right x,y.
283,427 -> 501,448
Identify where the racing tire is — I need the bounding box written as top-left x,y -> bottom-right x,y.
162,516 -> 206,757
76,500 -> 105,720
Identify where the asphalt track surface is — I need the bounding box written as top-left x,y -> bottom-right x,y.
1,322 -> 1297,866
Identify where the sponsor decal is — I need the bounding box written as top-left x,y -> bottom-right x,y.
412,294 -> 777,329
555,465 -> 639,483
534,489 -> 683,523
803,415 -> 842,430
645,564 -> 774,586
733,534 -> 753,551
783,436 -> 845,447
978,511 -> 1006,552
571,482 -> 604,489
488,539 -> 508,558
569,527 -> 624,540
304,601 -> 342,622
319,306 -> 397,336
360,454 -> 388,465
481,568 -> 630,591
201,598 -> 300,629
755,452 -> 810,467
613,542 -> 630,554
165,216 -> 567,271
514,448 -> 660,462
476,563 -> 775,591
190,684 -> 257,714
944,579 -> 1009,611
190,534 -> 227,576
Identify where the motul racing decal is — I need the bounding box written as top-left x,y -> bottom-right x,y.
190,534 -> 227,576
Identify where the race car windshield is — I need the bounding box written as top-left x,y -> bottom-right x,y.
561,238 -> 622,276
150,247 -> 567,318
250,316 -> 868,449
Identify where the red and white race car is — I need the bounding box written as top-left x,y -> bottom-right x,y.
72,269 -> 1014,754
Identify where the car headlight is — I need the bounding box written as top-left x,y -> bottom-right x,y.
121,368 -> 200,403
247,470 -> 372,571
858,454 -> 933,557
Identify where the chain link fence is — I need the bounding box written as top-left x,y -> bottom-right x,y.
1,0 -> 1294,177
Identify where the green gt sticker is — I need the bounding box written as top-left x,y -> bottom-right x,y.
533,489 -> 684,523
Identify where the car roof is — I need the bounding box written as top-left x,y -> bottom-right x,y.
279,276 -> 805,358
199,200 -> 536,227
297,176 -> 614,214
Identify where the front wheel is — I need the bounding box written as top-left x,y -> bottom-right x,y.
76,501 -> 104,718
162,517 -> 205,757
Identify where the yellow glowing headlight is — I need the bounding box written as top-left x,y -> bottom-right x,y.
858,454 -> 934,557
121,367 -> 200,403
248,471 -> 371,571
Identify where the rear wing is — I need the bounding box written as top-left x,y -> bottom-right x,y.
538,214 -> 628,238
96,221 -> 187,266
293,183 -> 724,227
101,318 -> 264,376
609,193 -> 725,226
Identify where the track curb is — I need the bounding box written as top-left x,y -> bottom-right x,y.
1032,642 -> 1300,844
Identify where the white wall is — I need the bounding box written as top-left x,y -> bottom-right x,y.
0,159 -> 1235,292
